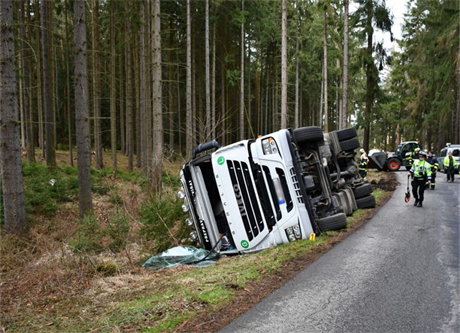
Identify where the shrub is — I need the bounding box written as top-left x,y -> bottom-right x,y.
139,197 -> 190,254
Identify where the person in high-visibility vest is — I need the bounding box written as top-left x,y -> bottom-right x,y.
358,148 -> 368,179
443,151 -> 459,183
409,151 -> 432,207
426,150 -> 439,190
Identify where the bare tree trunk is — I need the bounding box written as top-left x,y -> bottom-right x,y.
74,0 -> 93,217
168,16 -> 175,150
212,20 -> 216,140
205,0 -> 211,138
239,0 -> 245,140
281,0 -> 288,129
40,0 -> 56,166
342,0 -> 349,130
92,0 -> 103,169
1,0 -> 27,233
186,0 -> 193,158
65,0 -> 73,166
110,2 -> 117,174
33,0 -> 44,158
20,0 -> 34,163
151,0 -> 163,195
295,33 -> 300,129
139,0 -> 147,176
126,10 -> 134,172
456,0 -> 460,143
323,10 -> 329,132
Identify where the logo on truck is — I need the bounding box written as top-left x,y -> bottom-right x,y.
233,184 -> 247,218
217,156 -> 225,165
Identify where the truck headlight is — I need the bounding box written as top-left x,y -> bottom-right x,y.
285,224 -> 302,242
189,231 -> 198,240
177,189 -> 185,199
262,137 -> 278,155
181,202 -> 189,212
185,218 -> 193,226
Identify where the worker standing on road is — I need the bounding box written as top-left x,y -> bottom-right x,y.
426,150 -> 439,190
443,151 -> 458,183
409,147 -> 421,166
409,151 -> 432,207
358,148 -> 368,179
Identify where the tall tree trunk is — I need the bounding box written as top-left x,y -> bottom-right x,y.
139,0 -> 147,176
364,2 -> 374,153
281,0 -> 288,129
186,0 -> 193,158
239,0 -> 245,140
323,10 -> 329,132
0,0 -> 27,233
126,9 -> 133,172
456,0 -> 460,143
20,0 -> 35,164
110,2 -> 117,174
342,0 -> 349,130
151,0 -> 163,195
92,0 -> 103,169
40,0 -> 56,166
212,20 -> 216,140
168,16 -> 175,150
65,0 -> 73,166
205,0 -> 211,138
295,32 -> 300,128
34,0 -> 44,158
74,0 -> 93,217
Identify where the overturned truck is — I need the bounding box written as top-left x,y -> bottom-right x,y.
177,127 -> 374,254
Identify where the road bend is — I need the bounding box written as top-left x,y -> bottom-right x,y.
218,171 -> 459,333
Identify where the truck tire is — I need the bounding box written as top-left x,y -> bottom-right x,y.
387,158 -> 400,171
340,138 -> 360,152
294,126 -> 324,143
317,213 -> 347,232
336,127 -> 357,141
356,195 -> 376,209
353,183 -> 373,199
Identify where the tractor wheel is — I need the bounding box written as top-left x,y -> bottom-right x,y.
387,158 -> 400,171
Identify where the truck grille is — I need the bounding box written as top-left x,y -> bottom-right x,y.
227,160 -> 264,241
290,168 -> 304,204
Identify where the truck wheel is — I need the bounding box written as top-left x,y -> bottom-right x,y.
353,183 -> 373,199
339,138 -> 360,152
317,213 -> 347,232
387,158 -> 400,171
294,126 -> 324,143
336,127 -> 357,141
356,195 -> 376,209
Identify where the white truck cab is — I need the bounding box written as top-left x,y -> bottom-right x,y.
178,127 -> 373,254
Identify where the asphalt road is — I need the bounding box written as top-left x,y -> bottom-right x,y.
219,171 -> 460,333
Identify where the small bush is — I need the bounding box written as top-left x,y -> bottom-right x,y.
139,197 -> 190,253
69,214 -> 103,253
105,212 -> 130,252
95,262 -> 118,276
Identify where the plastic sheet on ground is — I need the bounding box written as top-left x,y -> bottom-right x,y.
141,245 -> 219,270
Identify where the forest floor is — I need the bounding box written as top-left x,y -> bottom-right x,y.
0,151 -> 398,333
